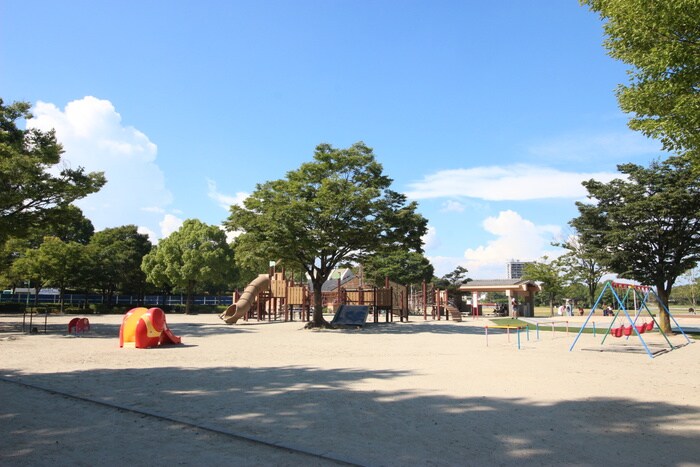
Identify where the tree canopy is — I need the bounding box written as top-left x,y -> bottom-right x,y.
523,257 -> 567,315
88,225 -> 152,303
226,142 -> 428,326
581,0 -> 700,159
0,99 -> 106,243
361,249 -> 434,287
13,237 -> 87,312
571,157 -> 700,331
555,234 -> 607,306
142,219 -> 235,313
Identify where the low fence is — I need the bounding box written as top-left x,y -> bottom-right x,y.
0,293 -> 234,307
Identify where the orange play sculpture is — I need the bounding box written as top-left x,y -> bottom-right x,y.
119,307 -> 181,348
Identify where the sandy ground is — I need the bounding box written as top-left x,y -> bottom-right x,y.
1,311 -> 699,467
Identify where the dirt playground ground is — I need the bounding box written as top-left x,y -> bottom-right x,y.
1,312 -> 699,466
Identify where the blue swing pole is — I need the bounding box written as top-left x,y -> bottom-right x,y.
642,288 -> 688,350
569,281 -> 613,352
617,300 -> 655,359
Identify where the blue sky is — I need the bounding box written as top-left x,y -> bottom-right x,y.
1,1 -> 663,278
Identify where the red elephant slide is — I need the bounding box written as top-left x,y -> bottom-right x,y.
119,307 -> 182,348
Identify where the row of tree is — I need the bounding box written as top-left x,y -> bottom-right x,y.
1,99 -> 437,316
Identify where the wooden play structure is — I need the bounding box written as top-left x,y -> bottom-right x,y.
407,281 -> 464,321
322,274 -> 408,323
219,268 -> 409,325
220,270 -> 311,324
570,281 -> 692,358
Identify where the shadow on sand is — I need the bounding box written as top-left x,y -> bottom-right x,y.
2,363 -> 698,466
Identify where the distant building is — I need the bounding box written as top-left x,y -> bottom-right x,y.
507,260 -> 532,279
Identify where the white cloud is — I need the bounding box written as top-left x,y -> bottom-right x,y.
207,179 -> 248,210
27,96 -> 173,238
528,131 -> 660,162
220,226 -> 242,244
137,226 -> 158,243
441,200 -> 465,213
463,210 -> 562,279
159,214 -> 183,238
405,165 -> 619,201
422,225 -> 440,250
427,256 -> 466,277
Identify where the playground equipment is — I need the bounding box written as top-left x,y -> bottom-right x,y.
337,283 -> 406,323
331,305 -> 370,326
220,271 -> 311,324
535,320 -> 569,340
484,325 -> 529,350
68,317 -> 90,334
119,307 -> 181,348
220,267 -> 406,325
570,281 -> 692,358
220,274 -> 271,324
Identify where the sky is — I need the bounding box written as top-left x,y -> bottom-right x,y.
1,1 -> 664,279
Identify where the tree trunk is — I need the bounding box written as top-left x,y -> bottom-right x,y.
185,281 -> 194,314
305,279 -> 330,328
655,286 -> 672,333
312,286 -> 326,325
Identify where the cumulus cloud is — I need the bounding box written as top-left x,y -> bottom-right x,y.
159,214 -> 183,238
207,179 -> 248,210
405,165 -> 619,201
27,96 -> 176,239
422,225 -> 440,250
463,210 -> 562,278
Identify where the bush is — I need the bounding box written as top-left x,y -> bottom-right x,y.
167,304 -> 227,314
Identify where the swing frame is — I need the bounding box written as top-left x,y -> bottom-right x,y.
569,281 -> 692,358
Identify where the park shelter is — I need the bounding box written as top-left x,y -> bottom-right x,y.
458,279 -> 540,317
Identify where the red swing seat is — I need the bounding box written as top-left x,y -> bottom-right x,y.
623,325 -> 633,336
645,321 -> 654,331
635,324 -> 646,334
611,326 -> 623,338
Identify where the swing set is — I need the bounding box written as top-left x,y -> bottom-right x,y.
570,280 -> 692,358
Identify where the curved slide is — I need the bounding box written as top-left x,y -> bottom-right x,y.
220,274 -> 270,324
119,307 -> 182,348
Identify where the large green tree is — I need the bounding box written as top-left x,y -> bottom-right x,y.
141,219 -> 235,313
571,157 -> 700,332
226,142 -> 428,327
581,0 -> 700,160
88,225 -> 152,304
0,99 -> 106,244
